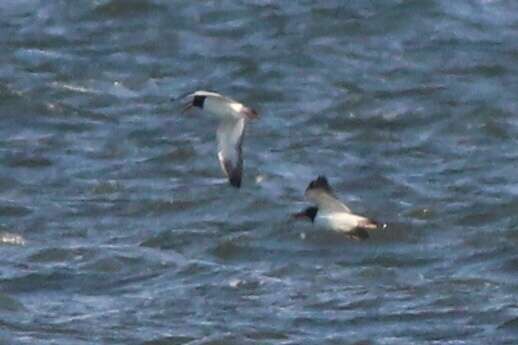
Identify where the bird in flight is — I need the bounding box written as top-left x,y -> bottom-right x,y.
179,90 -> 258,188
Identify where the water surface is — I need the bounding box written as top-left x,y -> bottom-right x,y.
1,1 -> 518,344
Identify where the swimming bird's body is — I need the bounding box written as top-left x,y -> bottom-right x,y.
179,90 -> 258,188
293,176 -> 382,240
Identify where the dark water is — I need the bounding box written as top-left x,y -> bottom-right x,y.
1,0 -> 518,344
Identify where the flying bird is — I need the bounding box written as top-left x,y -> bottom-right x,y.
293,176 -> 384,240
178,90 -> 258,188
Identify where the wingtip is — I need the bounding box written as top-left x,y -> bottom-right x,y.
229,176 -> 241,188
306,175 -> 332,192
220,158 -> 242,189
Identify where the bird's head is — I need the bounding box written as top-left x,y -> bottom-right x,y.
180,95 -> 206,113
291,207 -> 318,222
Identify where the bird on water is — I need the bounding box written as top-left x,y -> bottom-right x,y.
178,90 -> 259,188
293,176 -> 385,240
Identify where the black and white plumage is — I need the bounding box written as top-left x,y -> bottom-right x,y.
293,176 -> 383,240
179,90 -> 258,188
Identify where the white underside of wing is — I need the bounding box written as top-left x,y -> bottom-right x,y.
217,117 -> 246,181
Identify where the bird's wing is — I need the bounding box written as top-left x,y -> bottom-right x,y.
217,117 -> 246,188
182,90 -> 245,119
306,189 -> 352,213
186,90 -> 235,104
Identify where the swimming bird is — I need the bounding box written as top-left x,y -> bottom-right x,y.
179,90 -> 258,188
293,176 -> 383,240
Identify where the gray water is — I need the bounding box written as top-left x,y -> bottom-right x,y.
1,1 -> 518,344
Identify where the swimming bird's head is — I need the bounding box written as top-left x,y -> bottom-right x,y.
292,207 -> 318,222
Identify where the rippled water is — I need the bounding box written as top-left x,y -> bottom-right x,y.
1,1 -> 518,344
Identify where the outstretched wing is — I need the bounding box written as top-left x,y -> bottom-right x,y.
178,90 -> 236,113
178,90 -> 231,102
217,117 -> 246,188
304,176 -> 352,213
190,90 -> 232,100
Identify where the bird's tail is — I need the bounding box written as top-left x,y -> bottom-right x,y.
358,218 -> 387,230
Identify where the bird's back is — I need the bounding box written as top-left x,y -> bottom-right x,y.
204,96 -> 243,120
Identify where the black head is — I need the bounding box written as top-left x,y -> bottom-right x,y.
292,206 -> 318,222
306,175 -> 332,193
192,95 -> 206,109
179,94 -> 207,113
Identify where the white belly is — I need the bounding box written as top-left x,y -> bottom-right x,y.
315,212 -> 364,233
